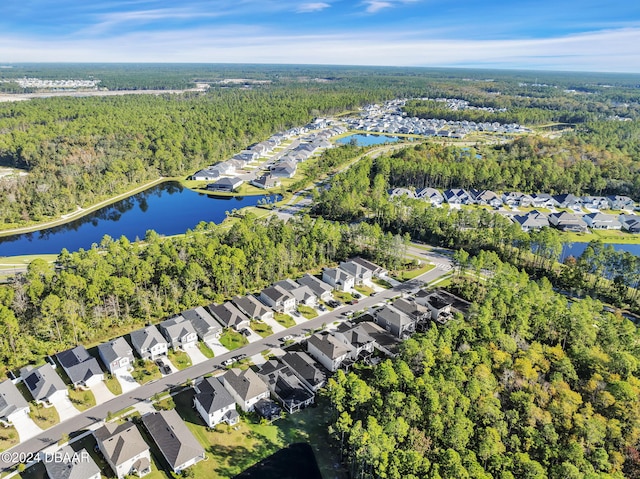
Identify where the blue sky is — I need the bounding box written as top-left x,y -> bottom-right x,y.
2,0 -> 640,72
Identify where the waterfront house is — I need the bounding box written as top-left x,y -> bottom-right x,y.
512,211 -> 550,232
583,213 -> 622,230
548,212 -> 588,233
250,174 -> 281,189
207,177 -> 244,193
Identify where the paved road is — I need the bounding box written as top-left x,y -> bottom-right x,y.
0,250 -> 453,472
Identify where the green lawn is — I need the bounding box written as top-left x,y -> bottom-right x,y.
332,291 -> 354,303
168,349 -> 192,370
68,387 -> 96,411
168,390 -> 347,479
0,426 -> 19,452
131,360 -> 162,384
274,313 -> 295,328
297,305 -> 318,319
250,320 -> 274,338
220,329 -> 249,350
198,341 -> 215,358
104,374 -> 123,395
396,261 -> 436,281
372,277 -> 393,289
354,284 -> 375,296
29,403 -> 59,430
562,228 -> 640,244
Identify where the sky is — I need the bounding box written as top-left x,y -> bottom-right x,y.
2,0 -> 640,72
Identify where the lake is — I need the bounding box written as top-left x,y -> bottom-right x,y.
561,242 -> 640,261
336,133 -> 401,146
0,181 -> 269,256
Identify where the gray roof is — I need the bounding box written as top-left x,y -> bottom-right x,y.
20,363 -> 67,401
351,257 -> 385,275
307,333 -> 351,361
207,302 -> 250,329
44,446 -> 100,479
391,298 -> 429,318
375,305 -> 413,330
275,280 -> 316,303
336,325 -> 375,349
181,307 -> 222,340
159,316 -> 197,341
97,337 -> 133,366
56,346 -> 103,385
232,295 -> 273,319
257,361 -> 314,407
142,409 -> 205,470
339,261 -> 371,279
94,422 -> 149,467
280,352 -> 326,390
0,380 -> 29,418
296,274 -> 333,297
323,267 -> 353,285
222,368 -> 268,402
194,376 -> 236,414
130,325 -> 167,353
261,285 -> 294,304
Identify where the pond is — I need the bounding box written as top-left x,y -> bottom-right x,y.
0,181 -> 270,256
336,133 -> 401,146
561,242 -> 640,261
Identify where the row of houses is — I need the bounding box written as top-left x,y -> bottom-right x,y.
509,210 -> 640,233
389,187 -> 637,211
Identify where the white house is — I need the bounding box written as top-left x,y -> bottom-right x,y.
94,422 -> 151,479
322,267 -> 355,292
0,380 -> 30,427
193,376 -> 239,428
98,337 -> 135,375
306,333 -> 351,372
130,326 -> 169,360
220,368 -> 269,412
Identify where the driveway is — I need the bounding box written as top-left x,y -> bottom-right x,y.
184,345 -> 208,365
90,381 -> 116,404
290,313 -> 307,326
11,413 -> 42,442
244,328 -> 263,344
50,396 -> 80,422
205,337 -> 229,357
262,317 -> 286,334
115,370 -> 140,394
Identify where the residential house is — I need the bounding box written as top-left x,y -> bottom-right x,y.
471,189 -> 502,207
306,333 -> 351,372
502,192 -> 533,208
356,321 -> 402,357
250,174 -> 281,190
232,295 -> 274,322
391,297 -> 431,324
415,187 -> 444,206
129,326 -> 168,360
548,212 -> 588,233
581,196 -> 609,210
259,285 -> 296,313
55,346 -> 104,389
351,257 -> 388,277
193,376 -> 239,428
620,214 -> 640,233
374,304 -> 415,338
191,168 -> 221,181
0,380 -> 30,426
415,291 -> 454,323
207,177 -> 244,192
220,368 -> 270,412
142,409 -> 205,474
553,194 -> 582,210
339,260 -> 373,285
181,307 -> 223,343
530,193 -> 558,209
98,337 -> 135,375
44,446 -> 100,479
322,267 -> 355,292
443,188 -> 472,205
280,352 -> 327,393
20,363 -> 67,407
270,161 -> 297,178
607,195 -> 635,210
512,210 -> 550,232
334,324 -> 376,361
274,279 -> 318,307
388,188 -> 415,199
158,316 -> 199,350
257,361 -> 315,413
207,302 -> 251,330
295,274 -> 333,302
584,213 -> 622,230
94,422 -> 151,479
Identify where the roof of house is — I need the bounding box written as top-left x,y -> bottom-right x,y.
94,422 -> 149,467
307,333 -> 351,361
280,352 -> 327,389
415,187 -> 443,200
251,174 -> 279,188
336,325 -> 375,349
339,260 -> 371,278
181,307 -> 222,339
351,257 -> 385,275
356,321 -> 402,351
44,446 -> 100,479
211,177 -> 243,188
222,368 -> 269,402
20,363 -> 67,401
141,409 -> 205,470
0,380 -> 29,418
97,337 -> 133,366
260,285 -> 294,304
274,280 -> 316,303
375,305 -> 414,330
323,267 -> 354,285
159,316 -> 197,341
207,302 -> 250,329
548,212 -> 587,227
194,376 -> 236,414
232,295 -> 273,319
391,297 -> 429,318
55,346 -> 103,385
296,274 -> 333,297
512,211 -> 549,229
257,361 -> 314,406
129,325 -> 167,352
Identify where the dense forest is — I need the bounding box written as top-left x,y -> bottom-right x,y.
0,214 -> 407,370
325,255 -> 640,478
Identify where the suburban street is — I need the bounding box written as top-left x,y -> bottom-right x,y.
0,249 -> 453,473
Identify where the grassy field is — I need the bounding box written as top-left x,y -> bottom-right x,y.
250,320 -> 274,338
395,261 -> 436,281
131,360 -> 162,384
562,229 -> 640,244
104,375 -> 123,395
220,329 -> 249,350
297,305 -> 318,319
274,313 -> 295,328
68,387 -> 96,411
168,350 -> 192,370
169,389 -> 347,479
0,254 -> 58,274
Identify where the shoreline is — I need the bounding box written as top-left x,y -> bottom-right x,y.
0,177 -> 168,238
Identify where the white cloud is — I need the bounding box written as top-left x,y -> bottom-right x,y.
297,3 -> 331,13
364,1 -> 392,13
2,26 -> 640,73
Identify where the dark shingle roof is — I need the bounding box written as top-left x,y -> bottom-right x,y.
94,422 -> 149,467
194,376 -> 236,414
55,346 -> 103,385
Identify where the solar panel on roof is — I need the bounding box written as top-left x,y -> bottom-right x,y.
24,373 -> 40,390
